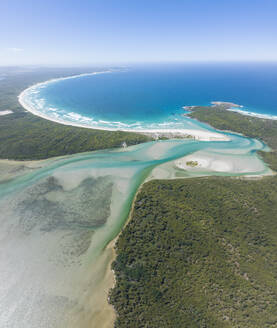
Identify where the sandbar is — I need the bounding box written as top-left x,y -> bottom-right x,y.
0,110 -> 13,116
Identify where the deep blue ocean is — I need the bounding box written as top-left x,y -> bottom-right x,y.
6,64 -> 276,327
22,63 -> 277,130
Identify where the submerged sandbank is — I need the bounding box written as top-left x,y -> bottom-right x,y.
8,71 -> 275,328
0,158 -> 47,182
174,150 -> 273,176
0,131 -> 273,328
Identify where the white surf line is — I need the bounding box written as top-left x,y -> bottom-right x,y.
18,69 -> 114,109
18,72 -> 229,142
210,101 -> 277,121
18,70 -> 116,127
226,107 -> 277,121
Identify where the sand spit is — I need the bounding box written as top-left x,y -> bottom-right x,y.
138,129 -> 229,141
0,110 -> 13,116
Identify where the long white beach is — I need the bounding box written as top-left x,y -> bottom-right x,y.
18,73 -> 230,142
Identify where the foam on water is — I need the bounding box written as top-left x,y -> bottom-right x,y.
19,64 -> 277,131
227,106 -> 277,120
4,63 -> 276,327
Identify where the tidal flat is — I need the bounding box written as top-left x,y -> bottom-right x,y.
1,65 -> 277,327
0,131 -> 272,328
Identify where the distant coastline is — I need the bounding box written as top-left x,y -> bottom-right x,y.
226,106 -> 277,121
185,101 -> 277,121
212,101 -> 277,121
4,68 -> 277,328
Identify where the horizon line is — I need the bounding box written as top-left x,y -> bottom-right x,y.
1,60 -> 277,68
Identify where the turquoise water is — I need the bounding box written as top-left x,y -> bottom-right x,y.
21,63 -> 277,130
0,133 -> 271,328
1,63 -> 275,327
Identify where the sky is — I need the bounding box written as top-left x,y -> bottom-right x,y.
0,0 -> 277,66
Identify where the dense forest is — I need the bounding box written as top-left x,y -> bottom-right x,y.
0,67 -> 151,160
110,105 -> 277,327
189,105 -> 277,150
188,105 -> 277,169
0,112 -> 150,160
110,176 -> 277,328
2,69 -> 277,326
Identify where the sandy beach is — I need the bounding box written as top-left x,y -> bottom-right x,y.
211,101 -> 243,108
226,106 -> 277,121
211,101 -> 277,121
0,110 -> 13,115
175,150 -> 273,176
0,131 -> 272,328
12,73 -> 272,328
138,129 -> 229,141
18,74 -> 230,142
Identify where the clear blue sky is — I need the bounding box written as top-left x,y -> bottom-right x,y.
0,0 -> 277,66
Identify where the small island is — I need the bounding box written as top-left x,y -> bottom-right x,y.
185,160 -> 198,167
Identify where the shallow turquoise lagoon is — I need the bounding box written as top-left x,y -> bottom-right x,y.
0,131 -> 271,328
1,64 -> 275,327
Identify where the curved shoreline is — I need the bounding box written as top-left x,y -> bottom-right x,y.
226,106 -> 277,121
18,70 -> 114,129
2,106 -> 273,327
18,73 -> 230,142
212,101 -> 277,121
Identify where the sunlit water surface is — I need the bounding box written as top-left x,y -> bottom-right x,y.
2,64 -> 276,327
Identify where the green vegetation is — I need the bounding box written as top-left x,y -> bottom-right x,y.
111,105 -> 277,327
258,150 -> 277,172
3,70 -> 277,326
188,105 -> 277,171
0,112 -> 150,160
189,105 -> 277,150
186,160 -> 198,167
0,68 -> 151,160
110,176 -> 277,328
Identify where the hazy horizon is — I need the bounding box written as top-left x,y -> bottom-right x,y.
1,60 -> 277,70
1,0 -> 277,66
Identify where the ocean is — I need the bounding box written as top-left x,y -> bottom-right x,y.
20,63 -> 277,131
1,62 -> 275,328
